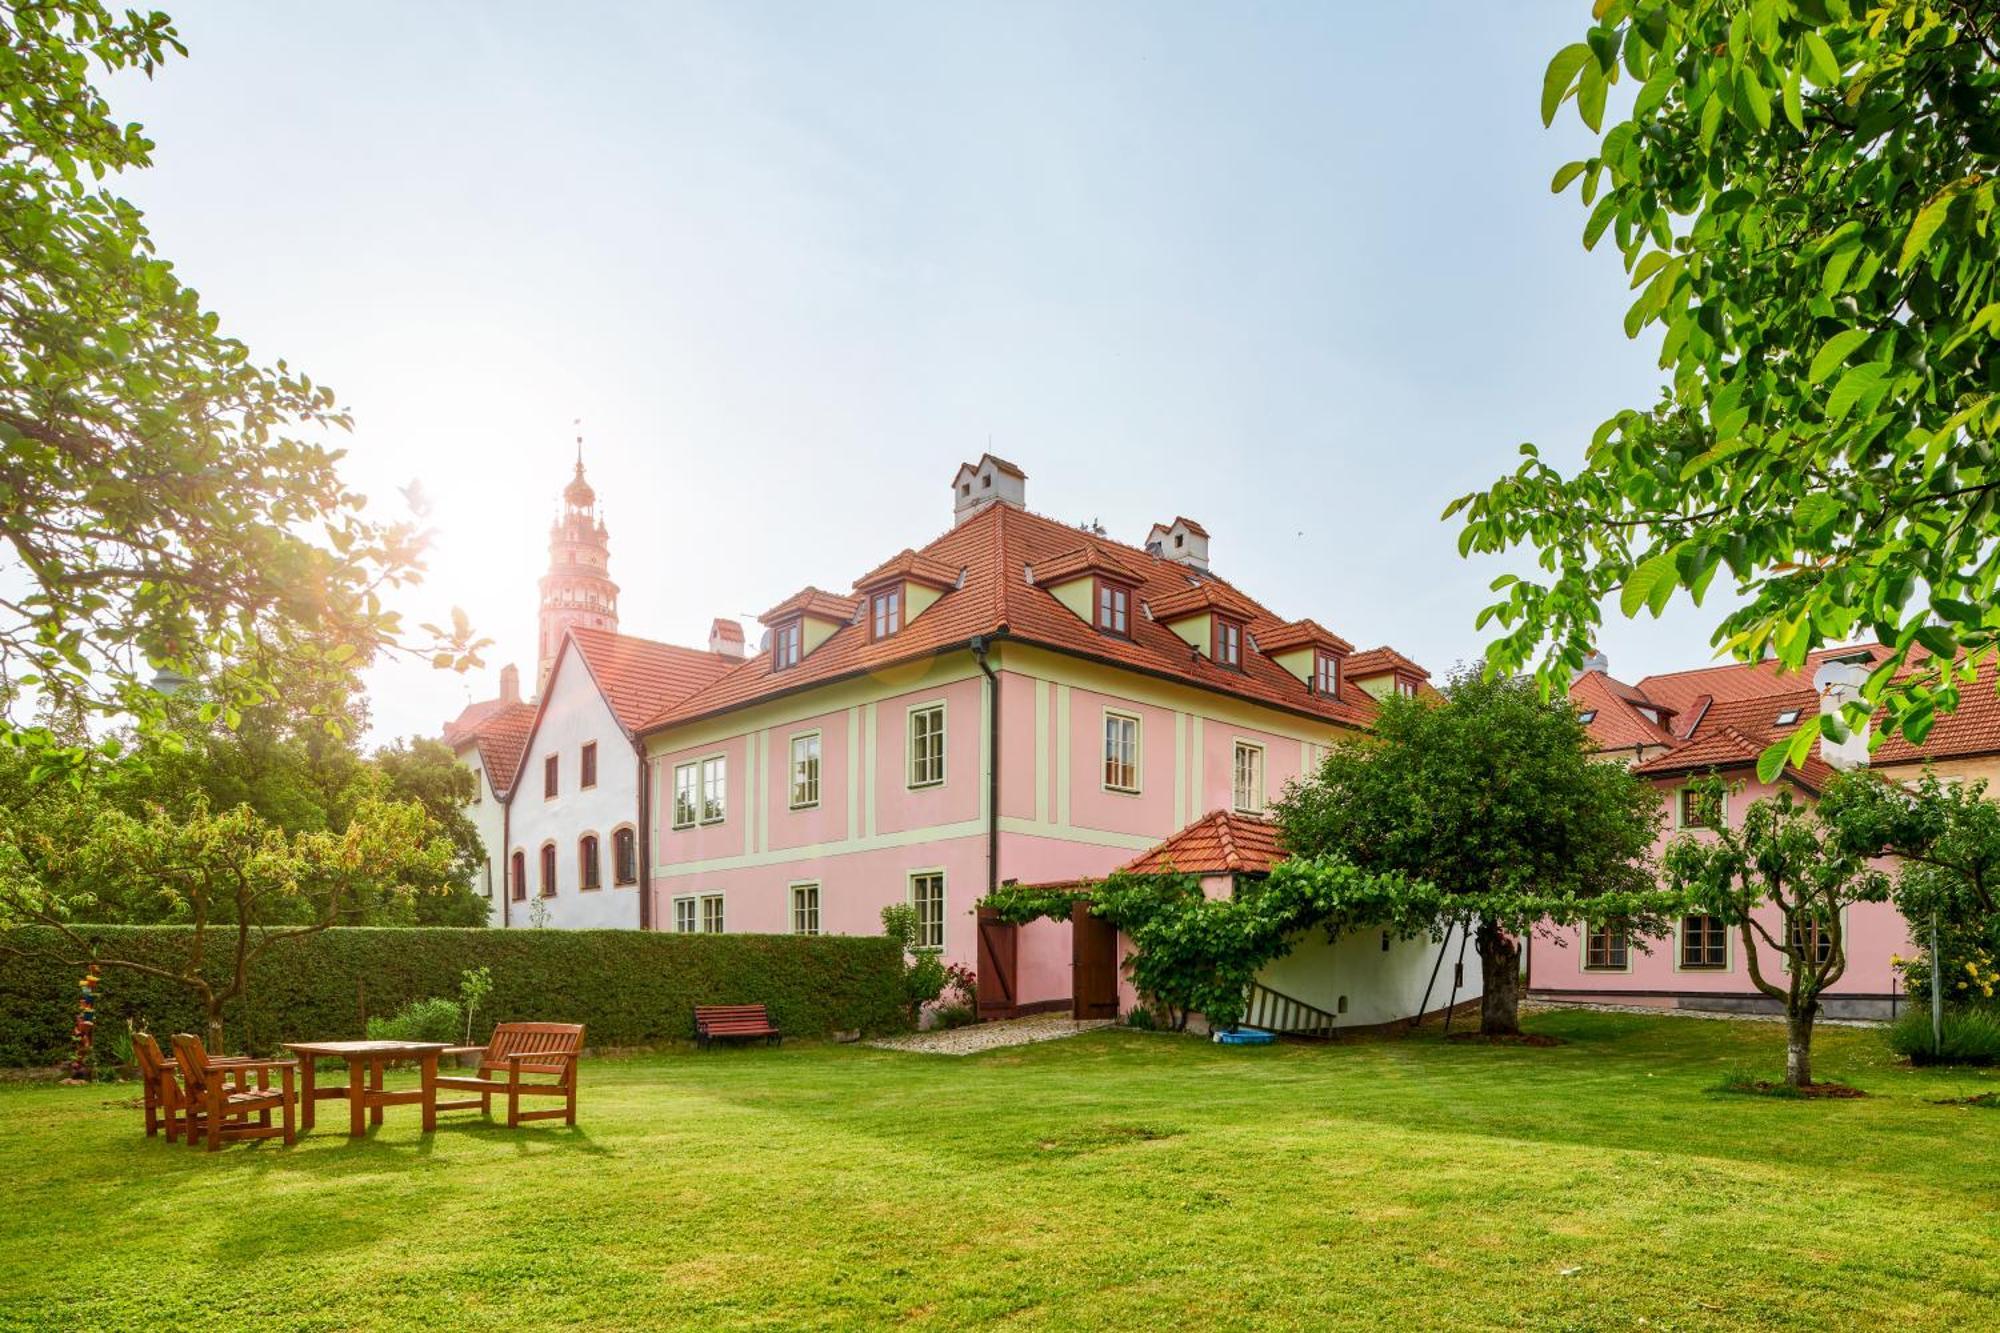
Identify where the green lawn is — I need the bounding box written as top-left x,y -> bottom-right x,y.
5,1011 -> 1998,1330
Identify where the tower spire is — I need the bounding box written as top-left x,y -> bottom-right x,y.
539,430 -> 618,689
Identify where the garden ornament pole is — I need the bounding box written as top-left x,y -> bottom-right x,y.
1931,910 -> 1943,1058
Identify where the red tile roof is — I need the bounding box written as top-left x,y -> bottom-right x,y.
1631,690 -> 1835,791
759,587 -> 863,627
1570,669 -> 1678,751
1031,540 -> 1149,586
1257,618 -> 1355,657
642,502 -> 1420,734
854,548 -> 961,592
1871,656 -> 2000,764
1148,580 -> 1261,623
459,702 -> 535,798
1344,646 -> 1430,681
1631,644 -> 1891,715
565,627 -> 737,736
1120,810 -> 1285,876
709,617 -> 745,643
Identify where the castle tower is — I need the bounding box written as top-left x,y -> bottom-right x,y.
538,443 -> 619,689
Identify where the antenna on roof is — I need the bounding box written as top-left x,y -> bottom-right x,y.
573,417 -> 584,469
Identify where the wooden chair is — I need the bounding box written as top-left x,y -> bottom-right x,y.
132,1032 -> 184,1141
693,1004 -> 780,1048
169,1034 -> 298,1152
435,1022 -> 583,1128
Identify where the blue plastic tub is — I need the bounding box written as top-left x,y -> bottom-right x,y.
1213,1028 -> 1276,1046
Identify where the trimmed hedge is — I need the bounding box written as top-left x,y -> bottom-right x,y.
0,926 -> 907,1066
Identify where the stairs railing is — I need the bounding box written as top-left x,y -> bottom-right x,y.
1240,981 -> 1340,1038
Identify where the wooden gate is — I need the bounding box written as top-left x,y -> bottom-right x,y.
1071,899 -> 1119,1020
975,907 -> 1019,1021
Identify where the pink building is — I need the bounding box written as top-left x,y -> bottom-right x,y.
633,456 -> 1434,1017
1540,648 -> 1931,1020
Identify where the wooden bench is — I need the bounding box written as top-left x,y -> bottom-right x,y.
434,1022 -> 583,1127
693,1004 -> 780,1048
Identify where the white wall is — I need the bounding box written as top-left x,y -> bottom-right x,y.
1257,922 -> 1483,1029
506,651 -> 644,929
456,741 -> 505,925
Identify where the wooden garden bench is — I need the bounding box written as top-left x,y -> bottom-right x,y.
693,1004 -> 780,1048
168,1033 -> 298,1151
434,1022 -> 583,1127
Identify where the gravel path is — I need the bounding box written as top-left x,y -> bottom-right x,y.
868,1014 -> 1116,1056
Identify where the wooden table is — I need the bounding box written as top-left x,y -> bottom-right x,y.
281,1040 -> 453,1137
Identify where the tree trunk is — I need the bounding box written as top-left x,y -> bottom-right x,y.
1785,1003 -> 1816,1088
206,1004 -> 225,1056
1476,923 -> 1522,1037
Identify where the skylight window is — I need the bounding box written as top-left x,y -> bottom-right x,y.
1776,708 -> 1801,726
1577,709 -> 1597,724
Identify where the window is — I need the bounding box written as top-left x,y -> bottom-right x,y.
909,703 -> 945,788
702,893 -> 725,933
672,896 -> 697,933
773,619 -> 802,670
539,843 -> 557,898
510,851 -> 526,902
1314,652 -> 1340,697
1679,787 -> 1722,829
579,834 -> 601,890
1776,708 -> 1801,726
580,741 -> 597,789
910,871 -> 945,949
872,588 -> 901,640
1213,617 -> 1242,669
790,732 -> 821,809
700,756 -> 726,823
791,882 -> 820,935
1577,709 -> 1597,724
543,753 -> 559,798
1789,916 -> 1835,966
1584,923 -> 1629,970
672,762 -> 699,828
1395,677 -> 1419,698
1232,742 -> 1264,813
1096,580 -> 1130,636
612,827 -> 637,885
1103,711 -> 1140,793
1681,914 -> 1726,969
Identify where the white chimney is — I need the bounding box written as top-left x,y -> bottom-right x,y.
708,617 -> 746,660
1144,517 -> 1210,571
1573,646 -> 1609,683
499,663 -> 521,705
1812,657 -> 1871,769
952,454 -> 1027,526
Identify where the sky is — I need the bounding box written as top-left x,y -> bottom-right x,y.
103,1 -> 1708,743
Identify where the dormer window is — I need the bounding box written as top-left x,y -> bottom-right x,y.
1213,617 -> 1243,669
773,620 -> 802,671
1314,651 -> 1340,697
872,587 -> 902,640
1096,579 -> 1131,637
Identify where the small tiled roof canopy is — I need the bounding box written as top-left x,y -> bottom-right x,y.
1119,810 -> 1285,877
758,586 -> 863,626
641,501 -> 1427,735
1257,618 -> 1354,656
1343,645 -> 1430,680
853,548 -> 961,592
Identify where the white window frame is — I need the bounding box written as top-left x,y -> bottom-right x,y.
671,762 -> 699,829
908,701 -> 946,789
1102,709 -> 1141,794
672,895 -> 697,933
789,731 -> 821,810
1232,740 -> 1265,813
791,881 -> 821,935
700,892 -> 725,933
699,754 -> 727,824
908,869 -> 946,950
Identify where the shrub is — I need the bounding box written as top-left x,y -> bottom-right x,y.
1124,1006 -> 1157,1031
932,1003 -> 976,1030
365,996 -> 463,1044
881,904 -> 946,1024
1888,1005 -> 2000,1067
0,926 -> 906,1065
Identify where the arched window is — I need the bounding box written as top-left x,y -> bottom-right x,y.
539,843 -> 557,898
510,851 -> 526,902
579,834 -> 601,891
612,827 -> 637,885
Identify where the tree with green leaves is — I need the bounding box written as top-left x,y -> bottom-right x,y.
1453,0 -> 2000,777
1273,672 -> 1667,1035
1665,776 -> 1890,1086
0,794 -> 455,1050
0,2 -> 482,777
